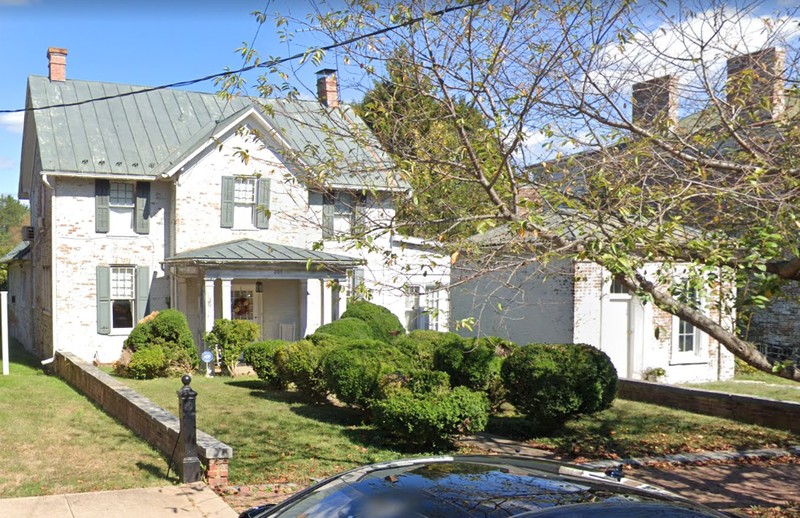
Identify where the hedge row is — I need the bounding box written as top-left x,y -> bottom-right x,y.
242,300 -> 618,446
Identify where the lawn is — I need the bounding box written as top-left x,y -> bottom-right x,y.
119,374 -> 419,486
489,399 -> 799,460
0,342 -> 171,498
683,371 -> 800,403
117,372 -> 800,487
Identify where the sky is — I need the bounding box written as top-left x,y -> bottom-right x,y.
0,0 -> 794,198
0,0 -> 352,198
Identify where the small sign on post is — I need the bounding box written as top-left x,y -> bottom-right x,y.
201,350 -> 214,377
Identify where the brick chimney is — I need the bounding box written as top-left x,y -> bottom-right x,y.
726,47 -> 785,121
516,185 -> 542,215
631,75 -> 678,130
316,69 -> 339,108
47,47 -> 68,82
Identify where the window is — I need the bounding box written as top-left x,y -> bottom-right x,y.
323,191 -> 364,237
671,281 -> 705,362
232,289 -> 254,320
109,182 -> 135,234
405,285 -> 431,331
96,180 -> 150,235
97,265 -> 149,335
220,176 -> 270,229
610,276 -> 630,295
111,266 -> 136,329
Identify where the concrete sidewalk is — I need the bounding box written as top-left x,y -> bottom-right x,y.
0,483 -> 238,518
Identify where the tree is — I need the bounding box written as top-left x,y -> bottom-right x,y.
0,195 -> 30,290
236,0 -> 800,380
357,48 -> 507,238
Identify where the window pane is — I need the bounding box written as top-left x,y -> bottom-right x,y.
110,182 -> 135,207
232,290 -> 254,320
234,178 -> 256,204
111,267 -> 135,299
112,300 -> 133,328
610,277 -> 629,294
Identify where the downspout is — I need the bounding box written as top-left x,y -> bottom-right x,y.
41,173 -> 58,366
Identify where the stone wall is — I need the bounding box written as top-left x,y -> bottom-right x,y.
619,378 -> 800,433
54,351 -> 233,486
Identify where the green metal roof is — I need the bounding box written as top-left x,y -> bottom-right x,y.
0,241 -> 31,263
166,238 -> 362,267
26,75 -> 406,190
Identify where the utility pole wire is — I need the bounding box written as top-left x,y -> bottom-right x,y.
0,0 -> 488,115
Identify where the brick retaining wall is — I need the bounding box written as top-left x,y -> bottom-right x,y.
54,352 -> 233,485
619,378 -> 800,434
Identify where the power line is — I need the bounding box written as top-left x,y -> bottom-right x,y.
0,0 -> 488,115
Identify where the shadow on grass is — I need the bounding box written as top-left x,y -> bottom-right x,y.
6,339 -> 48,370
134,460 -> 177,482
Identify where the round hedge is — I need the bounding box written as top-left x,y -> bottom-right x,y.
314,318 -> 375,341
373,386 -> 489,447
274,340 -> 331,401
433,335 -> 503,392
321,340 -> 411,408
341,300 -> 405,343
118,309 -> 198,377
242,340 -> 290,388
501,343 -> 617,431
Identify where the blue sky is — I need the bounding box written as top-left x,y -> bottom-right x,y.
0,0 -> 351,198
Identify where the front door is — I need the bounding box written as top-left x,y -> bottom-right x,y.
600,278 -> 637,378
232,284 -> 262,338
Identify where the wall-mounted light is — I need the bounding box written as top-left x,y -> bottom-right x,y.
255,281 -> 263,293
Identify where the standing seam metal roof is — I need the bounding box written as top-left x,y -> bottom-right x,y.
165,239 -> 363,266
27,75 -> 406,190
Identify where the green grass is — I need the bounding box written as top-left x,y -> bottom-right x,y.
489,399 -> 799,460
118,375 -> 427,486
0,342 -> 172,497
683,371 -> 800,403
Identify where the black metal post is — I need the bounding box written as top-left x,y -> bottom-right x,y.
177,374 -> 202,483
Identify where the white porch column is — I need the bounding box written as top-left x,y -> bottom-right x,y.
220,278 -> 233,320
322,279 -> 334,325
203,277 -> 216,335
304,279 -> 324,335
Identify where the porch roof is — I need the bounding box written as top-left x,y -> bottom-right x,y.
165,238 -> 363,268
0,241 -> 31,263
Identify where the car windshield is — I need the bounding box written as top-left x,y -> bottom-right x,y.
266,460 -> 720,518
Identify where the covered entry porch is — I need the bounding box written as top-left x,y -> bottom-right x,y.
164,239 -> 361,347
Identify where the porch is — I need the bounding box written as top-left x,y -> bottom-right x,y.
164,239 -> 361,347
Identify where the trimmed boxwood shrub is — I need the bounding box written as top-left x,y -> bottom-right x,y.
204,319 -> 261,377
126,346 -> 167,380
321,340 -> 411,408
274,340 -> 331,401
433,335 -> 514,393
391,334 -> 437,370
116,309 -> 198,377
314,318 -> 374,341
341,300 -> 405,343
373,385 -> 489,447
242,340 -> 290,388
501,343 -> 617,431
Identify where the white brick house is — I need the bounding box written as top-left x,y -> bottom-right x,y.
5,48 -> 449,364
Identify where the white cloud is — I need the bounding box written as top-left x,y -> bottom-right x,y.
0,112 -> 24,134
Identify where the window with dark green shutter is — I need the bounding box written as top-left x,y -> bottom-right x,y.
135,266 -> 150,321
220,176 -> 235,228
255,178 -> 271,229
95,180 -> 110,234
96,266 -> 111,334
134,182 -> 150,234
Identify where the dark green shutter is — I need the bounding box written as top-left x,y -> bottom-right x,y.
95,180 -> 110,233
96,266 -> 110,334
220,176 -> 234,228
134,182 -> 150,234
135,266 -> 150,322
255,178 -> 271,229
322,194 -> 335,238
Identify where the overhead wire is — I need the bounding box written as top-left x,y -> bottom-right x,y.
0,0 -> 488,115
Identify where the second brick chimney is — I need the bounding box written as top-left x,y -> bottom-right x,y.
631,75 -> 678,130
316,69 -> 339,108
726,47 -> 785,121
47,47 -> 68,82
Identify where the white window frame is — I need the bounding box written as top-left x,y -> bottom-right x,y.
233,177 -> 257,229
110,266 -> 136,332
109,181 -> 136,235
670,282 -> 708,364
